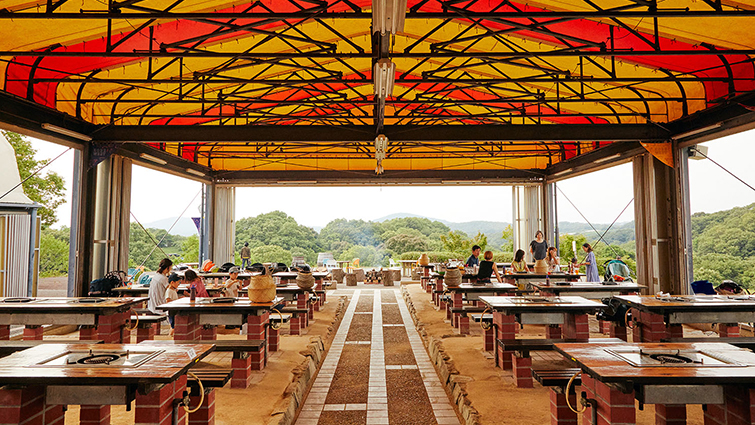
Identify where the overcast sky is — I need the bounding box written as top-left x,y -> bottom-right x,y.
27,129 -> 755,230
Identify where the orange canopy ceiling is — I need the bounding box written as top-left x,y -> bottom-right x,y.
1,0 -> 754,176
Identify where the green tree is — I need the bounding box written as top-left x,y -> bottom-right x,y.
2,131 -> 66,228
501,224 -> 513,253
384,234 -> 428,254
235,211 -> 320,256
180,235 -> 199,265
39,226 -> 70,277
250,245 -> 292,265
440,230 -> 487,255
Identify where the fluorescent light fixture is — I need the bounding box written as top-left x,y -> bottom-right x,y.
185,168 -> 205,177
672,123 -> 722,140
374,59 -> 396,100
594,153 -> 621,164
551,168 -> 573,177
442,180 -> 481,184
139,153 -> 167,165
372,0 -> 407,35
276,181 -> 318,185
41,123 -> 92,141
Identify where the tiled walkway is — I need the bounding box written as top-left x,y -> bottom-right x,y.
296,286 -> 460,425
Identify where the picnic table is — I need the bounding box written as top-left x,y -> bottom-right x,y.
0,296 -> 147,342
555,341 -> 755,425
158,297 -> 283,372
479,295 -> 605,385
614,294 -> 755,342
533,282 -> 645,299
0,342 -> 213,425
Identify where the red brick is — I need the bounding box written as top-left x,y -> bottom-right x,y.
80,405 -> 110,425
656,404 -> 686,425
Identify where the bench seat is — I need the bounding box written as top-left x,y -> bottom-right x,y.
139,339 -> 265,352
187,368 -> 234,393
533,367 -> 582,387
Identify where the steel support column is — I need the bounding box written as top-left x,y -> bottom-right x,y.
512,185 -> 544,262
198,183 -> 214,264
212,187 -> 235,265
69,145 -> 97,296
545,182 -> 559,258
633,149 -> 691,295
91,155 -> 132,280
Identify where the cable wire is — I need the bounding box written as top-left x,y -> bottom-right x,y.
556,185 -> 622,257
691,147 -> 755,194
0,147 -> 72,202
130,212 -> 170,259
136,189 -> 201,269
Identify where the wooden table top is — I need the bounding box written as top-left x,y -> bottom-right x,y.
445,283 -> 517,292
0,343 -> 213,385
114,284 -> 224,294
158,297 -> 283,313
479,296 -> 605,313
555,341 -> 755,385
274,272 -> 329,279
615,295 -> 755,312
533,282 -> 646,292
0,297 -> 146,313
503,273 -> 584,280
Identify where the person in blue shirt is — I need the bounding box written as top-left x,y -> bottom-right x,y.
466,245 -> 481,267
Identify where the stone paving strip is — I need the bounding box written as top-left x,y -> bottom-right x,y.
295,287 -> 460,425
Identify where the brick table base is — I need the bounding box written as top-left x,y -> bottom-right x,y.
0,385 -> 64,425
80,312 -> 130,343
188,389 -> 215,425
174,314 -> 201,341
135,375 -> 187,425
581,374 -> 636,425
550,389 -> 578,425
494,312 -> 516,370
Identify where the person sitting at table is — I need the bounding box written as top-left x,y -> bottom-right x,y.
224,267 -> 242,297
184,270 -> 210,297
165,273 -> 182,336
477,251 -> 503,283
511,249 -> 530,273
147,258 -> 173,314
580,243 -> 600,282
466,245 -> 481,267
546,247 -> 560,272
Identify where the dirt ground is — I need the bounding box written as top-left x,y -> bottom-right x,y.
58,294 -> 343,424
404,284 -> 705,425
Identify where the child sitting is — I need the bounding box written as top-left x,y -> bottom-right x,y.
165,273 -> 183,336
224,267 -> 242,297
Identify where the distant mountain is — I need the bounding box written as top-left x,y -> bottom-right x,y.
141,217 -> 199,237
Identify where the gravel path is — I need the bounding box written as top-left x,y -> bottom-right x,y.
295,286 -> 460,425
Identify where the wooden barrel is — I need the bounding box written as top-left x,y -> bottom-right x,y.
381,270 -> 394,286
248,267 -> 276,303
390,268 -> 401,283
354,268 -> 365,282
332,268 -> 345,283
345,273 -> 357,286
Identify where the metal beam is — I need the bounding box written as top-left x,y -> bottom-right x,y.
216,168 -> 544,185
93,123 -> 669,142
3,11 -> 755,19
3,49 -> 755,58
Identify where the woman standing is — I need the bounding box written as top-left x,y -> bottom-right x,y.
545,247 -> 560,272
530,230 -> 549,274
580,243 -> 600,282
147,258 -> 173,314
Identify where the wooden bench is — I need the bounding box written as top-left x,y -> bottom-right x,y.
497,338 -> 623,388
533,367 -> 582,387
662,336 -> 755,350
131,313 -> 167,342
0,340 -> 103,358
187,369 -> 234,393
140,340 -> 265,389
281,307 -> 309,335
533,366 -> 585,425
